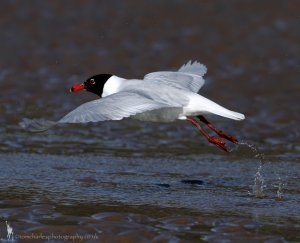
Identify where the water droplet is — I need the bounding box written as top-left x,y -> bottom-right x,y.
274,178 -> 285,201
252,165 -> 265,198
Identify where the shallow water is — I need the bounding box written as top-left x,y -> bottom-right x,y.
0,0 -> 299,242
0,152 -> 299,242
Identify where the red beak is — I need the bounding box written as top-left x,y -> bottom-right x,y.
70,84 -> 86,92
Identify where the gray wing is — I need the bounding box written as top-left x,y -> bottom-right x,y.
144,60 -> 207,93
58,91 -> 173,123
20,90 -> 183,132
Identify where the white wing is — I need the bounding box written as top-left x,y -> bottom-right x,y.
144,60 -> 207,93
58,91 -> 173,123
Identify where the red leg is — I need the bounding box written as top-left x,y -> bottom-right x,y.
186,117 -> 229,152
198,115 -> 238,144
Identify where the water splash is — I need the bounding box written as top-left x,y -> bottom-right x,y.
238,141 -> 287,200
252,165 -> 265,197
238,141 -> 265,163
238,141 -> 266,198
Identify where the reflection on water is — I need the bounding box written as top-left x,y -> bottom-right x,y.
0,0 -> 299,242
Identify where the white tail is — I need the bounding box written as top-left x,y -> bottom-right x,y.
189,95 -> 245,120
205,100 -> 245,120
211,108 -> 245,120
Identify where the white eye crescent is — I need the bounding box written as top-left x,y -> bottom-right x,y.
90,79 -> 96,85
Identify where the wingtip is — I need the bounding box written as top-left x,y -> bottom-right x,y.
20,118 -> 57,133
178,60 -> 207,76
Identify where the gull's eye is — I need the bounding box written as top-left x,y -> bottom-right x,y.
90,79 -> 96,85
